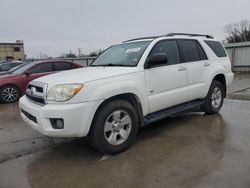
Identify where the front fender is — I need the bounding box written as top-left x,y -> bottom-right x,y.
87,79 -> 149,116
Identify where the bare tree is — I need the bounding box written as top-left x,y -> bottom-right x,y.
224,20 -> 250,43
88,50 -> 103,57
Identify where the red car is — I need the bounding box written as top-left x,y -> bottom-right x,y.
0,60 -> 82,103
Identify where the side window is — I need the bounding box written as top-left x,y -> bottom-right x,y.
179,40 -> 200,62
196,42 -> 208,60
54,62 -> 73,71
150,40 -> 180,65
204,40 -> 227,57
30,63 -> 53,74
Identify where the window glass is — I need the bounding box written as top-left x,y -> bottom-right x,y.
204,40 -> 227,57
150,40 -> 180,65
30,63 -> 53,74
179,40 -> 200,62
54,62 -> 74,71
0,64 -> 11,70
14,47 -> 20,52
196,42 -> 208,60
11,63 -> 22,68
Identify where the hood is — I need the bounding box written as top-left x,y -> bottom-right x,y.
35,67 -> 140,85
0,73 -> 20,79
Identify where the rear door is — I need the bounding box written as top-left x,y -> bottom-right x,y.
144,40 -> 189,113
178,39 -> 209,100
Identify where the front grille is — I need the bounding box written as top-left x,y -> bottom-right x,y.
21,109 -> 37,123
28,85 -> 43,93
26,94 -> 45,104
26,81 -> 47,105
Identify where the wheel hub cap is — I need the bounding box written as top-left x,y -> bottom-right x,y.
2,88 -> 18,102
104,110 -> 132,146
211,87 -> 222,109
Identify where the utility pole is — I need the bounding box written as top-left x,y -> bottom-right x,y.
78,48 -> 81,57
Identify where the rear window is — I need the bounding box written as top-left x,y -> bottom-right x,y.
204,40 -> 227,57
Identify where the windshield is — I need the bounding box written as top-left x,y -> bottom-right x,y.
8,63 -> 27,73
11,62 -> 35,74
91,41 -> 151,67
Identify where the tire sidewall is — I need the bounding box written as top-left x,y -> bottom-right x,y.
91,100 -> 138,154
208,81 -> 224,113
0,85 -> 21,103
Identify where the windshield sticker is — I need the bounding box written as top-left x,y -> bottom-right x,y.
125,47 -> 141,53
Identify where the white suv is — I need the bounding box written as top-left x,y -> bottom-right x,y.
19,33 -> 234,154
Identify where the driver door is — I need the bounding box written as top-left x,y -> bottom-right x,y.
144,40 -> 189,113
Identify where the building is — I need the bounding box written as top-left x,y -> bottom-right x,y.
0,40 -> 25,61
225,42 -> 250,72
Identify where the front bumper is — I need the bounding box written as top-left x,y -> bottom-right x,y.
19,96 -> 102,137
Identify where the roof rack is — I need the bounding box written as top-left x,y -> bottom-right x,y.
122,36 -> 159,43
123,33 -> 214,43
165,33 -> 214,39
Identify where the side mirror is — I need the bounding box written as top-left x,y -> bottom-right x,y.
24,71 -> 32,77
145,53 -> 168,69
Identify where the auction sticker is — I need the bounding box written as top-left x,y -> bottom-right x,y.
125,47 -> 141,53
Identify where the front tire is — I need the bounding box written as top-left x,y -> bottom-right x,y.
201,80 -> 225,114
0,85 -> 21,103
89,99 -> 139,154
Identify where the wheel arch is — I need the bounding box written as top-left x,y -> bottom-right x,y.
90,93 -> 145,135
0,84 -> 22,93
211,73 -> 226,97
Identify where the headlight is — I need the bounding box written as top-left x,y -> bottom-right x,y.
47,84 -> 83,102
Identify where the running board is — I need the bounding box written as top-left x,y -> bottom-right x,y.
144,100 -> 204,125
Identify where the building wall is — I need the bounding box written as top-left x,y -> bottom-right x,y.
0,41 -> 25,61
225,42 -> 250,72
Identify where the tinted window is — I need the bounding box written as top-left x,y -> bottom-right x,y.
150,40 -> 180,65
0,64 -> 11,70
204,40 -> 227,57
54,62 -> 74,71
197,43 -> 208,60
30,63 -> 53,74
179,40 -> 200,62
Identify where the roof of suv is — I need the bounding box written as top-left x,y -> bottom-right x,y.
123,33 -> 215,43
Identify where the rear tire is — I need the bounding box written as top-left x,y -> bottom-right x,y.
0,85 -> 21,103
88,99 -> 139,154
201,80 -> 225,114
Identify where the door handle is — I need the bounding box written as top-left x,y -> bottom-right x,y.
178,66 -> 187,71
204,62 -> 210,67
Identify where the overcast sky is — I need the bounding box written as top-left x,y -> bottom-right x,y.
1,0 -> 250,58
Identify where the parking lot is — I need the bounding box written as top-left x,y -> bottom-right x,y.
0,97 -> 250,188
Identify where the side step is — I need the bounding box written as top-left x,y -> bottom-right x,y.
144,100 -> 204,125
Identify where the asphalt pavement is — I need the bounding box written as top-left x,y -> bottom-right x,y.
0,99 -> 250,188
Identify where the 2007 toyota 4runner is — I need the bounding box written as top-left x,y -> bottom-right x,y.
19,33 -> 234,154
